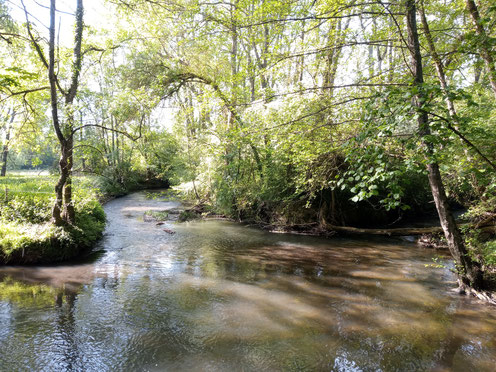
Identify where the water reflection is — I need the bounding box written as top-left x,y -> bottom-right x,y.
0,191 -> 495,371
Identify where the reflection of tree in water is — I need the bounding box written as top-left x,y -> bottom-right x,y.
53,289 -> 80,370
155,237 -> 496,371
1,214 -> 496,370
0,276 -> 61,307
0,276 -> 84,370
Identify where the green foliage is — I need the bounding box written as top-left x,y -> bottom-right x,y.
178,210 -> 199,222
0,175 -> 106,263
99,161 -> 146,196
463,189 -> 496,267
0,221 -> 74,262
144,210 -> 169,221
481,240 -> 496,266
425,257 -> 447,269
0,175 -> 55,223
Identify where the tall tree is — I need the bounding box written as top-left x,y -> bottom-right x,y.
419,0 -> 496,171
24,0 -> 84,225
405,0 -> 483,290
465,0 -> 496,98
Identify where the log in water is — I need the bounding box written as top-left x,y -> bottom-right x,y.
0,191 -> 495,371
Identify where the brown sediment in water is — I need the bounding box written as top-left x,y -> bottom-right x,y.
0,191 -> 495,371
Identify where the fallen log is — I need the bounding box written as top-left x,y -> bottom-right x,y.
324,223 -> 496,237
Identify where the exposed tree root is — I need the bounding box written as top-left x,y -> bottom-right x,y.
457,282 -> 496,306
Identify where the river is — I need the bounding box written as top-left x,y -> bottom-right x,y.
0,191 -> 495,371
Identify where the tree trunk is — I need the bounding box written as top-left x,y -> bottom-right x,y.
465,0 -> 496,98
1,109 -> 14,177
323,18 -> 350,98
405,0 -> 483,289
62,135 -> 75,224
53,142 -> 68,226
48,0 -> 64,225
47,0 -> 83,226
419,2 -> 496,172
0,135 -> 8,177
323,222 -> 494,237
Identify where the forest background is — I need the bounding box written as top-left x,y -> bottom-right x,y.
1,0 -> 496,295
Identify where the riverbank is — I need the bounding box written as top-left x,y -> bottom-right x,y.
176,197 -> 496,297
0,174 -> 173,265
0,175 -> 105,265
2,190 -> 496,370
179,200 -> 494,241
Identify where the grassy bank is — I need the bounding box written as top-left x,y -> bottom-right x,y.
0,175 -> 105,264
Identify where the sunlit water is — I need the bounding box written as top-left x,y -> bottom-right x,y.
1,191 -> 495,371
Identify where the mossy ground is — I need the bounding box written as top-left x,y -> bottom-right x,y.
0,174 -> 106,264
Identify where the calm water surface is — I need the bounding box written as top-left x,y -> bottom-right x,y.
0,191 -> 495,371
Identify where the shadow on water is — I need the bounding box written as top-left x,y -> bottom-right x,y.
0,191 -> 495,371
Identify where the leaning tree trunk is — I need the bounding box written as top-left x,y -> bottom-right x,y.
405,0 -> 483,290
465,0 -> 496,99
419,2 -> 496,172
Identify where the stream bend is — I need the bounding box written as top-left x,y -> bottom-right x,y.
1,191 -> 495,371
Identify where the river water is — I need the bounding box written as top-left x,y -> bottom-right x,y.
0,191 -> 495,371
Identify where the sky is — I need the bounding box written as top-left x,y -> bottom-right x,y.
6,0 -> 178,131
7,0 -> 113,46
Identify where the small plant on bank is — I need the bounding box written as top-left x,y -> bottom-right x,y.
425,256 -> 447,269
144,210 -> 169,221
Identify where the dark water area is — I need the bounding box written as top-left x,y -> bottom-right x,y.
0,191 -> 495,371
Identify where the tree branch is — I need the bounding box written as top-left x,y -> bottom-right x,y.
72,123 -> 142,141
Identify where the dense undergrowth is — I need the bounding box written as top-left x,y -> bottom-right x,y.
0,175 -> 105,264
181,148 -> 496,275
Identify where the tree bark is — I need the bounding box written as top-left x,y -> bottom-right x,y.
61,135 -> 75,223
465,0 -> 496,98
1,109 -> 14,177
47,0 -> 83,226
48,0 -> 64,225
405,0 -> 483,289
419,2 -> 496,172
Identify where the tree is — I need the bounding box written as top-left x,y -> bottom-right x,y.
405,0 -> 483,290
24,0 -> 84,225
111,0 -> 496,295
418,0 -> 496,172
0,107 -> 14,176
465,0 -> 496,98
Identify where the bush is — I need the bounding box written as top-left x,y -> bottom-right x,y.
482,241 -> 496,267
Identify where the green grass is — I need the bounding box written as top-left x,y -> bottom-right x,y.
0,175 -> 106,264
